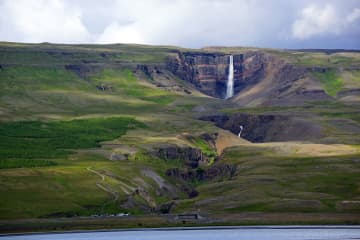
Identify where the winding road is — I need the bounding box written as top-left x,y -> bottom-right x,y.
86,167 -> 118,201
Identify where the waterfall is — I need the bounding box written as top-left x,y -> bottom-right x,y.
225,55 -> 234,99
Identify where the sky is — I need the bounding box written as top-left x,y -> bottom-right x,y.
0,0 -> 359,49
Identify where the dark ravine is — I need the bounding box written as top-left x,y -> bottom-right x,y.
150,141 -> 237,203
200,113 -> 323,142
149,144 -> 209,200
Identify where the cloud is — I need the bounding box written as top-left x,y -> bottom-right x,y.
347,8 -> 360,23
0,0 -> 90,43
292,3 -> 360,40
292,4 -> 339,39
97,22 -> 145,44
0,0 -> 359,49
92,0 -> 293,47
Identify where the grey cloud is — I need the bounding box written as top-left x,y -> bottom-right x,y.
0,0 -> 359,49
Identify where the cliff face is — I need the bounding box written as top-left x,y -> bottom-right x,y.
150,144 -> 208,168
166,51 -> 266,98
166,50 -> 332,105
200,113 -> 323,143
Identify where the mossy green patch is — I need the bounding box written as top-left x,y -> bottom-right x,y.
313,70 -> 343,96
89,69 -> 176,105
189,136 -> 217,164
0,159 -> 57,169
0,164 -> 113,219
0,117 -> 144,161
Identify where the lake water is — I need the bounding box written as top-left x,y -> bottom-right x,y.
1,226 -> 360,240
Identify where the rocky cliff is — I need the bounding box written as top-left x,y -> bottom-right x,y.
166,51 -> 266,98
150,144 -> 208,168
166,51 -> 331,105
200,113 -> 323,142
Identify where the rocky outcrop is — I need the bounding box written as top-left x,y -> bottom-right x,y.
166,163 -> 237,182
150,144 -> 208,168
200,113 -> 323,142
166,52 -> 227,98
65,64 -> 102,78
337,89 -> 360,98
136,64 -> 193,95
165,163 -> 237,199
231,54 -> 333,106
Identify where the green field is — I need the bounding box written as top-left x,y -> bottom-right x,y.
0,117 -> 142,160
313,70 -> 344,97
175,144 -> 360,214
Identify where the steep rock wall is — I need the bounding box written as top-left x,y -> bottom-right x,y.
166,51 -> 332,105
150,144 -> 208,168
200,113 -> 323,143
166,51 -> 266,98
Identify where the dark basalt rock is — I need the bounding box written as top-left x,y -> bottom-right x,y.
166,51 -> 267,98
200,113 -> 323,143
166,163 -> 237,182
157,201 -> 176,214
137,64 -> 153,80
165,163 -> 237,199
65,64 -> 98,78
337,88 -> 360,97
305,66 -> 331,73
95,83 -> 113,92
151,144 -> 207,168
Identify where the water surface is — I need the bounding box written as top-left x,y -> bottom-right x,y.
1,226 -> 360,240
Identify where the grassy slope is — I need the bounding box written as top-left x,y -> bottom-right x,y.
0,117 -> 142,166
269,50 -> 360,97
0,42 -> 217,219
313,70 -> 344,97
174,144 -> 360,214
0,42 -> 360,227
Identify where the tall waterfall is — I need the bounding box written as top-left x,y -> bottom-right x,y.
225,55 -> 234,99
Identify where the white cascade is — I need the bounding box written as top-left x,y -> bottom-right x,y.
225,55 -> 234,99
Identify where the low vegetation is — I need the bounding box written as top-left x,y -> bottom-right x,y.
0,117 -> 143,160
90,69 -> 175,105
0,159 -> 57,169
313,70 -> 344,96
174,144 -> 360,214
0,42 -> 359,229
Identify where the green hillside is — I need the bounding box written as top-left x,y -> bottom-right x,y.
0,42 -> 359,231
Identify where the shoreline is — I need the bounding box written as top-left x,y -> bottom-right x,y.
1,213 -> 360,236
2,224 -> 360,237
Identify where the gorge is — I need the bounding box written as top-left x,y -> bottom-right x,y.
165,50 -> 338,106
